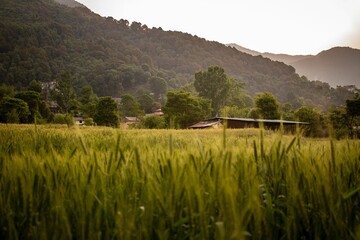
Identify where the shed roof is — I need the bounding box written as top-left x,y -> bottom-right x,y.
211,117 -> 308,125
189,120 -> 221,129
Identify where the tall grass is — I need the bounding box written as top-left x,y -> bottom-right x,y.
0,124 -> 359,239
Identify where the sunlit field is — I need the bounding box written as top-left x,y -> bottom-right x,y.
0,124 -> 359,239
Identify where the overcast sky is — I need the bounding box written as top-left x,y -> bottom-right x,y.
76,0 -> 360,55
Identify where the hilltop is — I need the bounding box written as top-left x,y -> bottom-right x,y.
228,44 -> 360,88
0,0 -> 356,110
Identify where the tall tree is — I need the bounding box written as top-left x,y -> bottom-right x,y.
119,94 -> 145,117
150,77 -> 168,103
138,93 -> 155,114
14,91 -> 42,122
93,96 -> 119,127
295,106 -> 325,137
78,85 -> 97,118
51,71 -> 77,113
254,92 -> 280,119
0,97 -> 30,123
163,91 -> 212,128
28,80 -> 42,93
194,66 -> 232,114
345,93 -> 360,137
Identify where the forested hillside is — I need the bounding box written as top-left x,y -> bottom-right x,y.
0,0 -> 356,110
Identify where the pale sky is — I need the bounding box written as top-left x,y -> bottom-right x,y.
76,0 -> 360,55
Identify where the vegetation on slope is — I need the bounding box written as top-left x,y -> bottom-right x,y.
0,0 -> 356,110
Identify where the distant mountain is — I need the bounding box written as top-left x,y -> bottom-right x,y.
0,0 -> 356,110
291,47 -> 360,87
227,43 -> 312,64
227,44 -> 360,88
227,43 -> 261,56
53,0 -> 86,8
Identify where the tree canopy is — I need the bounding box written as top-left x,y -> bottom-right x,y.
93,96 -> 119,127
194,66 -> 232,114
163,91 -> 212,128
0,0 -> 356,111
254,92 -> 280,119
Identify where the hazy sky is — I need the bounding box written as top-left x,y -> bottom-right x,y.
76,0 -> 360,55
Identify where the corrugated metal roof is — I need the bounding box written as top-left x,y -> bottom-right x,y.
189,121 -> 221,128
211,117 -> 309,125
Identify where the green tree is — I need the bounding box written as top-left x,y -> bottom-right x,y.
14,91 -> 43,123
345,93 -> 360,137
329,106 -> 351,139
219,106 -> 250,118
119,94 -> 144,117
163,91 -> 212,128
138,93 -> 155,114
194,66 -> 232,114
150,77 -> 168,103
254,92 -> 280,119
94,96 -> 119,127
295,106 -> 325,137
142,115 -> 166,129
78,85 -> 97,118
28,80 -> 42,93
52,71 -> 77,113
0,97 -> 30,123
0,84 -> 14,100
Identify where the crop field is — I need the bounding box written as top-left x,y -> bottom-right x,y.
0,124 -> 359,239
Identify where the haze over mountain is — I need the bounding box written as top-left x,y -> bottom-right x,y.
229,44 -> 360,88
291,47 -> 360,88
0,0 -> 356,111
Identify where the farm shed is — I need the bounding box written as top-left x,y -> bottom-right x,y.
190,117 -> 308,131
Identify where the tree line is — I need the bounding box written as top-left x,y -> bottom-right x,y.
0,0 -> 357,113
3,65 -> 357,138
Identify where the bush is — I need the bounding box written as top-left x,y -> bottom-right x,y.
53,113 -> 67,124
84,118 -> 94,126
142,115 -> 166,129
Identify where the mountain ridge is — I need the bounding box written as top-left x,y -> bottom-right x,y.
228,43 -> 360,87
0,0 -> 356,110
53,0 -> 86,8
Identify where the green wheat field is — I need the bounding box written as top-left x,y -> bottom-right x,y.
0,124 -> 359,239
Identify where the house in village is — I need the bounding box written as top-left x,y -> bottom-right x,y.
73,116 -> 85,126
121,116 -> 140,129
146,109 -> 164,117
189,117 -> 308,131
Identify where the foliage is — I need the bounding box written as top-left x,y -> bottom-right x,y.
141,115 -> 166,129
329,93 -> 360,139
119,94 -> 145,118
0,0 -> 356,109
14,91 -> 43,122
254,92 -> 280,119
53,113 -> 67,124
0,85 -> 14,100
346,92 -> 360,117
163,91 -> 212,128
295,106 -> 327,137
329,106 -> 351,139
194,66 -> 232,114
0,125 -> 359,239
138,93 -> 154,113
28,79 -> 42,93
51,71 -> 77,113
93,96 -> 119,127
219,106 -> 250,118
150,77 -> 168,104
0,97 -> 30,123
77,85 -> 97,118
